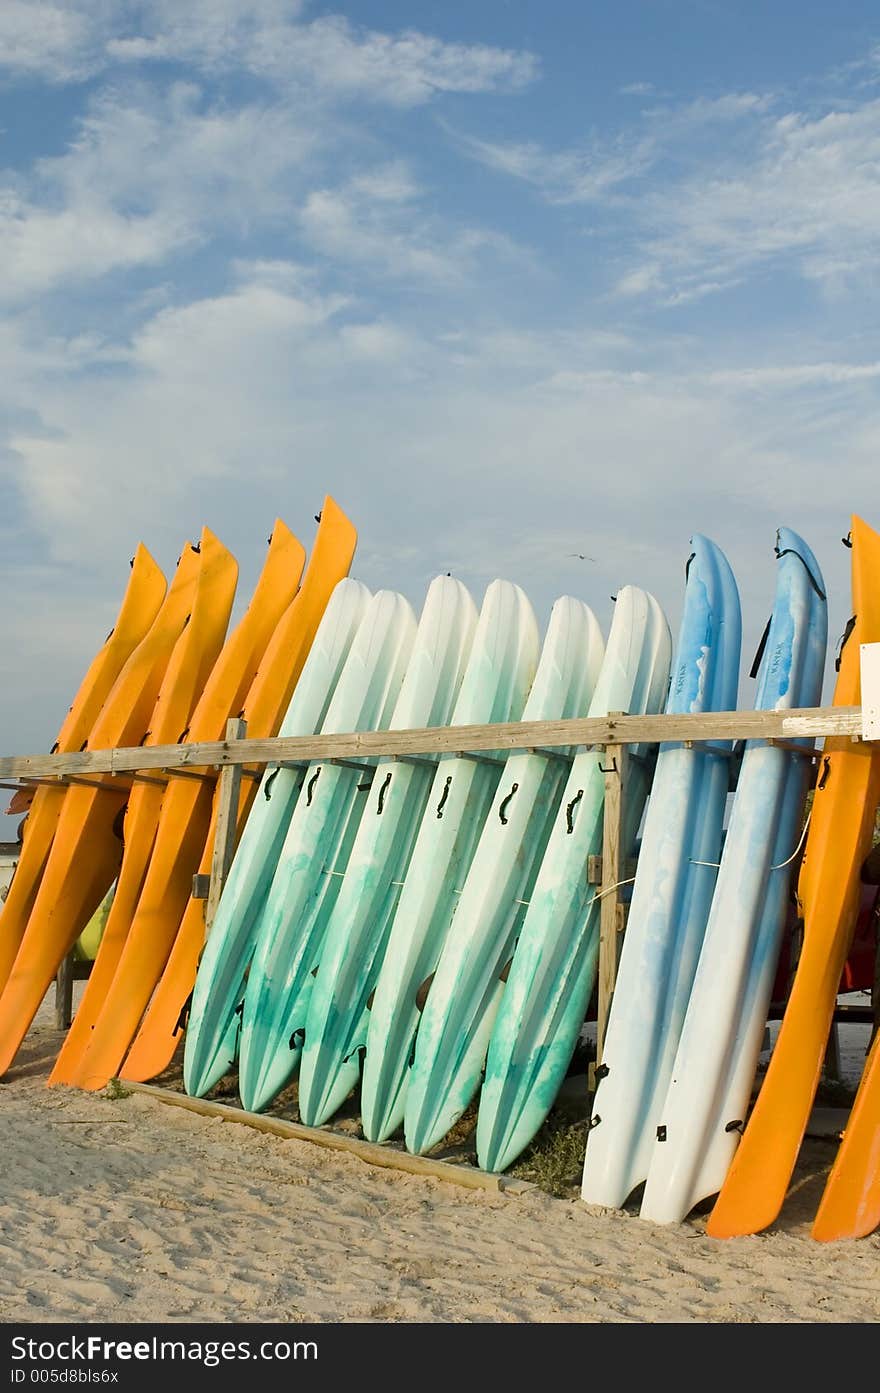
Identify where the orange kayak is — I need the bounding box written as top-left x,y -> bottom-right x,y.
59,516 -> 313,1090
708,514 -> 880,1239
0,547 -> 166,986
812,1031 -> 880,1241
0,541 -> 205,1074
47,528 -> 238,1083
119,496 -> 358,1086
4,546 -> 166,820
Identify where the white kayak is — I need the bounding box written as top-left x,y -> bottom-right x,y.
579,536 -> 741,1206
639,528 -> 827,1225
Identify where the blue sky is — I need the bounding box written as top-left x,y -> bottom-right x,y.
2,1 -> 879,759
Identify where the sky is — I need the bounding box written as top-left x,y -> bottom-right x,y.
2,0 -> 880,761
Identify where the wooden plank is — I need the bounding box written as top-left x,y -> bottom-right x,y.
0,779 -> 63,792
204,717 -> 246,935
123,1083 -> 536,1195
596,744 -> 627,1066
0,775 -> 135,793
0,706 -> 864,781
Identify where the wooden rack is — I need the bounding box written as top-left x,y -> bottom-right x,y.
1,702 -> 875,1055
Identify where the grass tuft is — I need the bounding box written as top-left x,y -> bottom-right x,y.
104,1077 -> 132,1101
507,1111 -> 590,1198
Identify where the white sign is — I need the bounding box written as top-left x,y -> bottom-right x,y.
860,642 -> 880,740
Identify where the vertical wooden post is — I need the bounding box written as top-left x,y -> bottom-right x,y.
822,1019 -> 841,1083
871,921 -> 880,1049
204,716 -> 246,936
596,742 -> 627,1067
55,953 -> 74,1031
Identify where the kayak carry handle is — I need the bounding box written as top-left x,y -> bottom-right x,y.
499,782 -> 519,825
436,775 -> 452,819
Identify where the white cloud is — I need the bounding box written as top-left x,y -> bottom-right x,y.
249,14 -> 538,106
0,83 -> 320,301
106,1 -> 310,69
619,97 -> 880,300
455,81 -> 880,304
706,361 -> 880,389
337,321 -> 420,363
49,81 -> 318,214
653,91 -> 775,130
0,1 -> 110,82
2,279 -> 873,708
0,1 -> 538,107
7,271 -> 352,533
452,130 -> 656,204
453,92 -> 771,206
614,264 -> 665,298
0,89 -> 531,313
299,165 -> 528,283
0,192 -> 188,301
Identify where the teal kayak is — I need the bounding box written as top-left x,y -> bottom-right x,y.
359,581 -> 540,1144
296,576 -> 479,1126
475,586 -> 672,1172
237,589 -> 417,1113
403,594 -> 607,1157
182,577 -> 371,1098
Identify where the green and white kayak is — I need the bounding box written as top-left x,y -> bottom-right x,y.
237,588 -> 417,1113
296,576 -> 479,1127
476,587 -> 672,1173
182,577 -> 372,1099
403,594 -> 607,1157
359,580 -> 540,1144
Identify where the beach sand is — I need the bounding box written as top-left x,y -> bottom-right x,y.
1,991 -> 878,1325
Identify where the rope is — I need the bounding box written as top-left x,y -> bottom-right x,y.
769,809 -> 812,870
592,875 -> 636,902
688,811 -> 812,873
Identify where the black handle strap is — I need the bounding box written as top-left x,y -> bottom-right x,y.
377,770 -> 392,814
774,543 -> 827,600
499,782 -> 519,825
750,616 -> 771,679
835,615 -> 856,672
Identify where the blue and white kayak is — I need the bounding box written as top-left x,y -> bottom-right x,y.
475,586 -> 672,1174
639,528 -> 827,1224
359,581 -> 540,1143
579,537 -> 741,1205
403,594 -> 607,1157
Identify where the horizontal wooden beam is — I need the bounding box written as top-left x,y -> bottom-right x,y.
123,1083 -> 534,1195
0,705 -> 863,781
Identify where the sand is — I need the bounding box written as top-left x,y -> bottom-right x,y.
1,993 -> 878,1325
